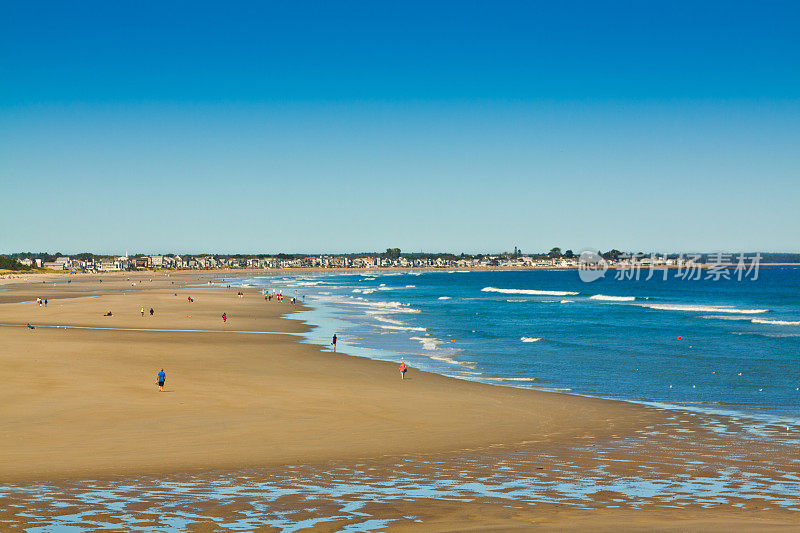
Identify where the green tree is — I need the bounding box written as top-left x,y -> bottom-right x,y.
0,255 -> 31,271
601,249 -> 623,261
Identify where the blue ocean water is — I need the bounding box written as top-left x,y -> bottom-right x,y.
233,267 -> 799,425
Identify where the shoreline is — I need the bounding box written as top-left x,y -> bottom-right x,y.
0,271 -> 664,483
4,269 -> 798,435
1,271 -> 798,530
255,270 -> 800,430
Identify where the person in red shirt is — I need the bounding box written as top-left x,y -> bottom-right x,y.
399,361 -> 407,380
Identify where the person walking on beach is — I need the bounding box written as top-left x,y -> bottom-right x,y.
156,368 -> 166,392
149,307 -> 154,316
44,299 -> 47,307
222,312 -> 227,323
332,334 -> 337,352
399,360 -> 408,380
141,307 -> 145,317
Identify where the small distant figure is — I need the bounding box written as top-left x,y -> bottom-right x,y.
149,307 -> 154,316
222,312 -> 227,323
331,334 -> 337,352
104,311 -> 113,316
26,323 -> 35,330
399,361 -> 408,380
37,298 -> 42,306
157,368 -> 166,392
141,307 -> 145,317
44,299 -> 48,307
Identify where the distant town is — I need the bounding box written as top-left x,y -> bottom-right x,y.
2,249 -> 798,273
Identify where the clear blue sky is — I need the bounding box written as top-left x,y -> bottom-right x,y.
2,1 -> 798,254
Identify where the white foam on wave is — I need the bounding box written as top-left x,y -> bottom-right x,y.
368,313 -> 406,325
377,324 -> 427,332
751,318 -> 800,326
641,303 -> 768,314
352,288 -> 378,294
560,299 -> 574,304
483,287 -> 579,296
520,337 -> 542,343
484,377 -> 538,382
734,331 -> 800,338
590,294 -> 636,302
290,281 -> 325,287
410,336 -> 441,350
438,296 -> 452,300
407,337 -> 476,367
316,294 -> 421,314
366,300 -> 421,313
354,285 -> 415,294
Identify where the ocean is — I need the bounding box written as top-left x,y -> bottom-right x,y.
231,266 -> 799,426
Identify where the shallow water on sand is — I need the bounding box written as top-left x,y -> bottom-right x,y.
2,411 -> 798,532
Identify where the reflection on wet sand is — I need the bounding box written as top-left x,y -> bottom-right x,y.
2,410 -> 798,531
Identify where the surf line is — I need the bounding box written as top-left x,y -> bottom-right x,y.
0,323 -> 302,335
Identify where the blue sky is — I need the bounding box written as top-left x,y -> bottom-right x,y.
1,1 -> 798,254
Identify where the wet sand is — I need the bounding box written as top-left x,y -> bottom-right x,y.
0,271 -> 797,530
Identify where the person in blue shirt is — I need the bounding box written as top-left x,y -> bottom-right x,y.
157,369 -> 166,392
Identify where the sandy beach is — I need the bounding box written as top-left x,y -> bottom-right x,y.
1,271 -> 798,530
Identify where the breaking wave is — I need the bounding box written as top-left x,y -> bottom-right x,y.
483,287 -> 579,296
751,318 -> 800,326
590,294 -> 636,302
410,336 -> 441,350
377,324 -> 427,332
483,377 -> 539,382
640,303 -> 768,314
